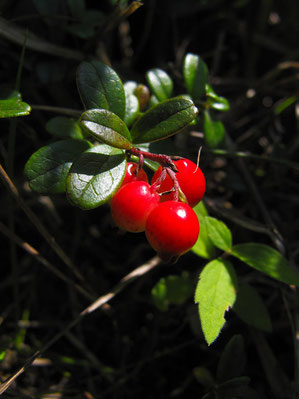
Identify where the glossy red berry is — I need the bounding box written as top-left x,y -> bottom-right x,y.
111,181 -> 160,233
145,201 -> 200,262
151,158 -> 206,208
121,162 -> 148,187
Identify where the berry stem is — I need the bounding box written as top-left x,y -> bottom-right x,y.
127,148 -> 178,172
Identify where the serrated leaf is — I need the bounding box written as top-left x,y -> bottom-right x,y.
46,116 -> 84,139
205,216 -> 232,252
206,84 -> 230,112
146,68 -> 173,102
183,53 -> 208,101
195,259 -> 238,345
192,202 -> 216,259
151,272 -> 194,311
66,144 -> 126,209
76,61 -> 126,119
203,109 -> 226,149
233,283 -> 272,332
24,139 -> 92,193
124,93 -> 140,127
0,98 -> 31,118
131,96 -> 198,144
216,335 -> 246,382
80,109 -> 132,149
231,243 -> 299,286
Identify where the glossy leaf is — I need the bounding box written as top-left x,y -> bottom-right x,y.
46,116 -> 84,139
131,96 -> 198,144
203,109 -> 226,149
183,53 -> 208,101
231,243 -> 299,286
124,80 -> 138,95
233,283 -> 272,332
205,216 -> 232,252
80,109 -> 132,150
192,202 -> 216,259
0,98 -> 31,118
151,272 -> 194,311
66,144 -> 126,209
206,84 -> 230,112
195,259 -> 238,345
24,139 -> 91,193
124,93 -> 140,127
146,68 -> 173,102
76,60 -> 126,119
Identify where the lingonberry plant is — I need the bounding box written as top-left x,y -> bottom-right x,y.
24,53 -> 299,348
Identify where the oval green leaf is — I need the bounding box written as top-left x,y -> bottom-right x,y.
131,96 -> 198,144
203,109 -> 226,149
66,144 -> 126,209
231,243 -> 299,286
183,53 -> 208,101
24,139 -> 92,193
195,259 -> 238,345
80,109 -> 132,150
46,116 -> 84,139
233,283 -> 272,332
192,202 -> 216,259
206,84 -> 230,112
205,216 -> 232,252
146,68 -> 173,102
124,93 -> 140,127
76,60 -> 126,119
0,98 -> 31,118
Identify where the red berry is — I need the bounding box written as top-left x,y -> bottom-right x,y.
111,181 -> 160,233
151,158 -> 206,207
121,162 -> 148,187
145,201 -> 199,262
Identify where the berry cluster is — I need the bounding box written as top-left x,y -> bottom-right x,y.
110,152 -> 206,263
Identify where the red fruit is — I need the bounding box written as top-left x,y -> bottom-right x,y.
145,201 -> 199,262
151,158 -> 206,207
111,181 -> 160,233
121,162 -> 148,187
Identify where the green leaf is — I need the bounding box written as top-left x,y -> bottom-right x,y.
192,202 -> 216,259
183,53 -> 208,101
131,96 -> 198,144
203,109 -> 226,149
146,68 -> 173,102
66,10 -> 105,39
24,139 -> 92,193
205,216 -> 232,252
124,93 -> 140,127
46,116 -> 84,139
206,84 -> 230,112
151,272 -> 194,311
80,109 -> 132,150
0,98 -> 31,118
233,283 -> 272,332
66,144 -> 126,209
124,81 -> 138,95
216,335 -> 246,382
195,259 -> 238,345
76,61 -> 126,119
231,243 -> 299,286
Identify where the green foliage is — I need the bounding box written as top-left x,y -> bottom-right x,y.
205,217 -> 232,252
192,202 -> 216,259
183,53 -> 208,101
46,116 -> 84,139
203,109 -> 226,149
0,91 -> 31,118
145,68 -> 173,102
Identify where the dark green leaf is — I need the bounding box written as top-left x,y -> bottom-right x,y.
231,243 -> 299,286
216,335 -> 246,382
183,53 -> 208,101
0,98 -> 31,118
66,144 -> 126,209
195,259 -> 238,345
24,139 -> 91,193
203,109 -> 226,149
206,84 -> 230,112
205,216 -> 232,252
233,283 -> 272,332
124,93 -> 140,127
151,272 -> 194,311
80,109 -> 132,149
192,202 -> 216,259
46,116 -> 84,139
146,68 -> 173,102
76,61 -> 126,119
131,96 -> 198,144
193,367 -> 215,388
